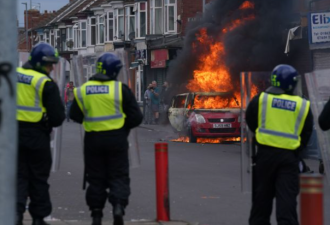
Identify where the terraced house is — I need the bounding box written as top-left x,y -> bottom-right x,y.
20,0 -> 207,103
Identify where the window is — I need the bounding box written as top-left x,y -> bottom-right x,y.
117,8 -> 124,40
137,2 -> 147,38
98,16 -> 105,44
174,95 -> 187,108
44,31 -> 49,43
106,12 -> 114,41
150,0 -> 163,34
73,23 -> 79,49
60,29 -> 66,51
90,17 -> 97,45
66,27 -> 73,50
80,21 -> 87,47
165,0 -> 176,33
55,29 -> 60,49
50,30 -> 55,47
125,6 -> 136,40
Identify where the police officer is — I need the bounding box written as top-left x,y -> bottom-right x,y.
16,43 -> 65,225
319,97 -> 330,131
69,53 -> 143,225
245,65 -> 314,225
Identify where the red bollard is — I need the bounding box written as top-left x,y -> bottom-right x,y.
155,143 -> 170,221
300,174 -> 323,225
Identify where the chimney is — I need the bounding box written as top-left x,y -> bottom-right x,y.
44,10 -> 48,14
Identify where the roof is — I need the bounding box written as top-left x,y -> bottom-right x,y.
51,0 -> 107,24
47,0 -> 91,24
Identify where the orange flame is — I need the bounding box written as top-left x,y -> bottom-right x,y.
197,137 -> 241,143
171,137 -> 190,142
194,95 -> 239,109
171,137 -> 241,143
186,2 -> 256,110
239,1 -> 255,9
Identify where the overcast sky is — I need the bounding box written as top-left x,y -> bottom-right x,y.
17,0 -> 69,27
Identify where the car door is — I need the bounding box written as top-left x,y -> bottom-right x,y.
168,94 -> 188,132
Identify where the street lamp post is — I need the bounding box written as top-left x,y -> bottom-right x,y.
22,2 -> 28,51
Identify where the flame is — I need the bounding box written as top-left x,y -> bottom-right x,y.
171,137 -> 190,142
239,1 -> 255,9
194,95 -> 239,109
171,137 -> 241,143
197,137 -> 241,143
186,2 -> 256,110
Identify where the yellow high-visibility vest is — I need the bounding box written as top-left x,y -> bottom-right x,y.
74,80 -> 126,132
256,92 -> 310,150
16,67 -> 50,122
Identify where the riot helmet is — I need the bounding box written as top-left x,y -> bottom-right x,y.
96,53 -> 122,80
29,42 -> 59,73
267,64 -> 300,95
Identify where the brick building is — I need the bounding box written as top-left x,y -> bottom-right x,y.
18,9 -> 57,52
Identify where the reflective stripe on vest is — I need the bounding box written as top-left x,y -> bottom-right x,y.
256,92 -> 310,150
74,81 -> 126,132
16,68 -> 50,122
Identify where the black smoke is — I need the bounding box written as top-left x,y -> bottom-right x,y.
168,0 -> 293,93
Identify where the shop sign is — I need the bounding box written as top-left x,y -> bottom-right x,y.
309,12 -> 330,44
151,49 -> 168,68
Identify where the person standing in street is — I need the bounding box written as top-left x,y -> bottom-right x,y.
143,84 -> 152,124
160,81 -> 173,125
70,53 -> 143,225
245,65 -> 313,225
65,81 -> 75,122
150,80 -> 160,124
16,42 -> 65,225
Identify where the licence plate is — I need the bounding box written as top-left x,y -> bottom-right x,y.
213,123 -> 232,128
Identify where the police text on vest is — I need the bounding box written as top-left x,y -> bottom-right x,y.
18,73 -> 33,85
86,85 -> 109,95
272,98 -> 297,111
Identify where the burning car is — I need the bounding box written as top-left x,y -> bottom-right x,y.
168,92 -> 241,143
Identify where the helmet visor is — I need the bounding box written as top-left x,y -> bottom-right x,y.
42,56 -> 59,64
293,75 -> 302,97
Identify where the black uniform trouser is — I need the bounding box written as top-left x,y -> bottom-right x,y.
17,128 -> 52,218
84,132 -> 130,211
249,147 -> 299,225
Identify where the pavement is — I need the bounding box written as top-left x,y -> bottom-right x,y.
22,123 -> 197,225
21,122 -> 330,225
23,213 -> 197,225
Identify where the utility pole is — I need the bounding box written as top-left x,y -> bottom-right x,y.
22,2 -> 28,51
0,0 -> 18,225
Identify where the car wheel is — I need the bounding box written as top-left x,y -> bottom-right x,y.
188,126 -> 197,143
